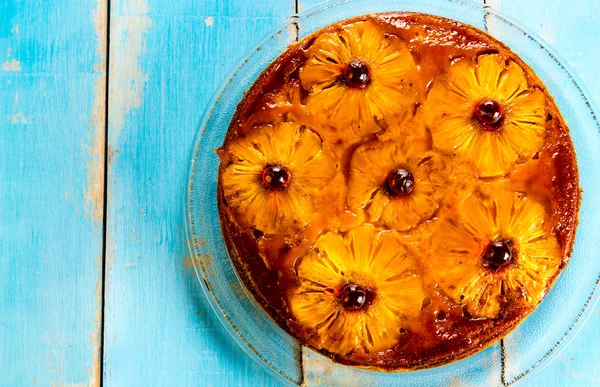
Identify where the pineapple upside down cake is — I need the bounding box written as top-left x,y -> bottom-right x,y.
216,13 -> 580,370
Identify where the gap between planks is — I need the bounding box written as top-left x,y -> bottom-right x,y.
99,0 -> 111,385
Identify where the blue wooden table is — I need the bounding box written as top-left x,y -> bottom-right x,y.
0,0 -> 598,385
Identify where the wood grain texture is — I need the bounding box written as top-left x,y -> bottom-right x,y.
103,0 -> 295,385
0,0 -> 106,385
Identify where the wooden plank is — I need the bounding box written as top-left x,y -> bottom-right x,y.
103,0 -> 295,385
485,0 -> 600,385
0,0 -> 107,386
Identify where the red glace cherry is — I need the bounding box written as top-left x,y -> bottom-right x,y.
475,100 -> 504,131
385,168 -> 415,197
261,165 -> 291,191
482,240 -> 513,269
339,284 -> 369,311
341,60 -> 371,89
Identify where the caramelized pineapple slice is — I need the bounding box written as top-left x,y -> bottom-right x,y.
220,123 -> 336,235
300,20 -> 418,136
431,188 -> 561,318
423,54 -> 546,177
289,225 -> 425,356
347,139 -> 448,231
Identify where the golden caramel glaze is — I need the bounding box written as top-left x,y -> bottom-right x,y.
216,13 -> 581,370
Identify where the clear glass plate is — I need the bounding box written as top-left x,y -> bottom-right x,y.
186,0 -> 600,385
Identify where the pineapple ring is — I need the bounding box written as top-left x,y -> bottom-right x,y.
424,54 -> 547,177
289,225 -> 425,356
220,122 -> 336,235
300,20 -> 418,136
430,189 -> 562,319
347,139 -> 448,231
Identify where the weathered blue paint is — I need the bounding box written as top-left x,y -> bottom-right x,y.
102,0 -> 293,386
0,0 -> 106,386
0,0 -> 598,386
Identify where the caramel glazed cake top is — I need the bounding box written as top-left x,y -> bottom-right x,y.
216,13 -> 580,370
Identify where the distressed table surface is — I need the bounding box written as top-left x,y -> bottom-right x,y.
0,0 -> 598,386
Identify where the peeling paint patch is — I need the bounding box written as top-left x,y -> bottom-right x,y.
182,254 -> 194,270
204,16 -> 214,27
285,23 -> 296,40
448,375 -> 476,387
84,0 -> 108,225
88,2 -> 107,387
108,0 -> 152,143
84,87 -> 105,224
90,263 -> 103,387
2,58 -> 21,71
198,253 -> 213,271
8,112 -> 28,124
123,0 -> 150,13
104,228 -> 117,303
194,237 -> 206,246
